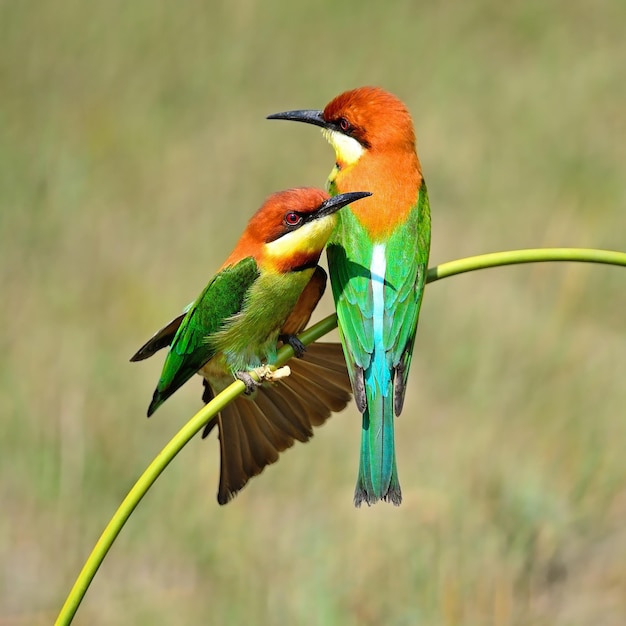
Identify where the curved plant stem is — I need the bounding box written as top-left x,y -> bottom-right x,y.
426,247 -> 626,282
55,247 -> 626,625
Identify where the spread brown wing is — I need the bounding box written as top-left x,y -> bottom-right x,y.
202,342 -> 351,504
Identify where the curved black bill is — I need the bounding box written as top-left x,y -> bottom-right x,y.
315,191 -> 372,218
267,109 -> 330,129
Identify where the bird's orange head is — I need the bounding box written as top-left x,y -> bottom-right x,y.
222,188 -> 371,273
322,87 -> 416,154
268,87 -> 423,239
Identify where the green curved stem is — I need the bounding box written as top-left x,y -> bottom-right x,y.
55,247 -> 626,625
426,247 -> 626,282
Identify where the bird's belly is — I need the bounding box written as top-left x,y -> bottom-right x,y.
209,269 -> 314,375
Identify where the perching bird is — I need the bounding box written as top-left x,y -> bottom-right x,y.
268,87 -> 431,506
131,187 -> 371,504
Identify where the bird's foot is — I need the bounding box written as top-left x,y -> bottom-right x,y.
236,371 -> 260,395
236,365 -> 291,394
279,333 -> 306,358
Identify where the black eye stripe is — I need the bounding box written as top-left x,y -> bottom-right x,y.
334,119 -> 370,150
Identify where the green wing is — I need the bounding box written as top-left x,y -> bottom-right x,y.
386,183 -> 430,414
326,215 -> 374,411
148,257 -> 259,415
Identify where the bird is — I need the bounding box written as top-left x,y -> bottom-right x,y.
268,87 -> 431,506
131,187 -> 371,504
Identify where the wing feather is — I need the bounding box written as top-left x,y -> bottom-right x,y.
206,342 -> 352,504
148,257 -> 259,415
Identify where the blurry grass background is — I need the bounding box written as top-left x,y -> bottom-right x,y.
1,0 -> 625,624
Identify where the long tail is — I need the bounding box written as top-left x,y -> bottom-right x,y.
354,362 -> 401,507
202,342 -> 352,504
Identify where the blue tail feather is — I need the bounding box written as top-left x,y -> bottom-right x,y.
354,365 -> 401,506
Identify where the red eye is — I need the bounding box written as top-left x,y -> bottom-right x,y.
284,211 -> 302,226
339,117 -> 350,131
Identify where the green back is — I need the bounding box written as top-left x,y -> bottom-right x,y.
327,181 -> 431,411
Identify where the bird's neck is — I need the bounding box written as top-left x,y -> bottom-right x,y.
263,250 -> 322,273
330,148 -> 423,240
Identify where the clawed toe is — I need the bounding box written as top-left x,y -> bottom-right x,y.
279,333 -> 306,358
235,365 -> 292,394
235,371 -> 260,395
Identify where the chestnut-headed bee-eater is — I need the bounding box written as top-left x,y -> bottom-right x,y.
269,87 -> 431,506
131,187 -> 371,503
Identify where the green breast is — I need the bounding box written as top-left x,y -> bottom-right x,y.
210,268 -> 314,373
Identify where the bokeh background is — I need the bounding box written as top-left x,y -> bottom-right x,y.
2,0 -> 625,624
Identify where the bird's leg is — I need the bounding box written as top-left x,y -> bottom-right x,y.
279,333 -> 306,358
235,371 -> 260,395
236,365 -> 292,394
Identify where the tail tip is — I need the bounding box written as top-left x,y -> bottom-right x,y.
353,484 -> 402,508
384,489 -> 402,507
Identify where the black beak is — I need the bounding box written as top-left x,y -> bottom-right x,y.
315,191 -> 372,219
267,109 -> 334,130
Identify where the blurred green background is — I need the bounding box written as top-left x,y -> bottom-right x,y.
2,0 -> 625,624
